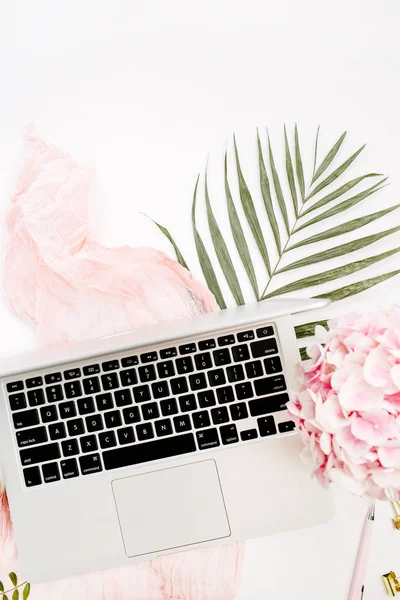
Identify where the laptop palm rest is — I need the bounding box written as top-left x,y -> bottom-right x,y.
112,459 -> 231,557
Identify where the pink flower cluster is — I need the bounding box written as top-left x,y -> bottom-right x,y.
288,307 -> 400,500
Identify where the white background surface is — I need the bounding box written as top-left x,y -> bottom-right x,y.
0,1 -> 400,598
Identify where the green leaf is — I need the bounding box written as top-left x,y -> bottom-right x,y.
0,581 -> 4,592
204,173 -> 245,306
306,144 -> 366,200
299,347 -> 310,361
257,131 -> 281,253
234,136 -> 271,275
22,583 -> 31,600
302,173 -> 382,216
283,126 -> 298,218
311,131 -> 347,185
294,125 -> 305,202
295,178 -> 388,232
3,595 -> 9,600
263,247 -> 400,298
8,575 -> 17,588
191,177 -> 226,309
311,126 -> 320,182
315,270 -> 400,302
268,131 -> 290,234
288,204 -> 400,250
145,215 -> 189,270
295,320 -> 328,339
12,589 -> 19,600
225,154 -> 259,300
278,225 -> 400,273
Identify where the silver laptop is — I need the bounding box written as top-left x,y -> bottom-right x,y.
0,298 -> 334,583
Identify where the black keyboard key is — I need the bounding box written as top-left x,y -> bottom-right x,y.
40,405 -> 58,423
216,386 -> 235,404
83,377 -> 101,395
46,384 -> 64,402
99,431 -> 117,449
173,414 -> 192,432
79,453 -> 102,475
49,422 -> 67,440
208,369 -> 226,387
64,381 -> 82,399
101,373 -> 119,391
245,360 -> 263,379
42,462 -> 60,483
199,338 -> 216,350
258,415 -> 277,437
278,420 -> 296,433
121,356 -> 139,367
237,330 -> 255,342
170,377 -> 188,395
198,390 -> 216,408
83,364 -> 101,375
120,369 -> 138,387
155,418 -> 173,437
45,372 -> 62,384
13,409 -> 39,429
133,385 -> 151,403
102,359 -> 119,372
117,426 -> 135,445
232,344 -> 250,362
249,393 -> 290,416
220,424 -> 239,445
213,348 -> 231,366
138,365 -> 157,383
23,466 -> 42,487
157,361 -> 175,379
251,338 -> 278,358
59,401 -> 77,419
9,392 -> 26,411
211,406 -> 229,425
254,375 -> 287,396
140,351 -> 158,363
20,442 -> 60,466
192,410 -> 211,429
103,432 -> 196,470
142,402 -> 160,421
96,393 -> 114,411
61,438 -> 79,456
235,382 -> 253,400
115,389 -> 133,407
80,435 -> 98,453
264,356 -> 283,375
64,369 -> 81,380
227,364 -> 245,382
179,394 -> 197,412
78,397 -> 95,415
189,373 -> 207,391
160,347 -> 177,359
176,356 -> 194,374
152,380 -> 170,399
105,410 -> 122,428
240,428 -> 258,441
256,326 -> 274,338
218,334 -> 235,346
197,428 -> 220,450
194,352 -> 212,370
26,377 -> 43,388
230,402 -> 248,421
16,426 -> 48,447
61,458 -> 79,479
67,418 -> 85,437
136,422 -> 154,441
160,398 -> 178,416
27,388 -> 45,407
179,343 -> 196,355
7,380 -> 24,392
123,406 -> 141,424
86,414 -> 104,432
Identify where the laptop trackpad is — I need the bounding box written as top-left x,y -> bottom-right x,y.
112,460 -> 231,557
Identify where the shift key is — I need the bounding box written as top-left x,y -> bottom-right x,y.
249,393 -> 290,416
20,442 -> 61,466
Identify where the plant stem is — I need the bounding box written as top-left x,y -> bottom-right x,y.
1,581 -> 28,596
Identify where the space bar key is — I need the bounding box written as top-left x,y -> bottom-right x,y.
102,433 -> 197,470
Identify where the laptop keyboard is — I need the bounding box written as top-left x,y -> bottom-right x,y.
5,324 -> 295,488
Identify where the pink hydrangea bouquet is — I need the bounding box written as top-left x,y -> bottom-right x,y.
288,307 -> 400,501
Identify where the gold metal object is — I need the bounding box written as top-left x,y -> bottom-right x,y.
383,571 -> 400,596
390,501 -> 400,529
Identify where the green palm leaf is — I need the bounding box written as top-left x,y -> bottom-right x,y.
311,126 -> 320,182
145,216 -> 189,270
257,131 -> 281,253
294,125 -> 305,202
268,132 -> 290,234
284,126 -> 299,218
316,270 -> 400,302
311,131 -> 346,185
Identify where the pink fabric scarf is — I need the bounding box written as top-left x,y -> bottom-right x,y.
0,131 -> 245,599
